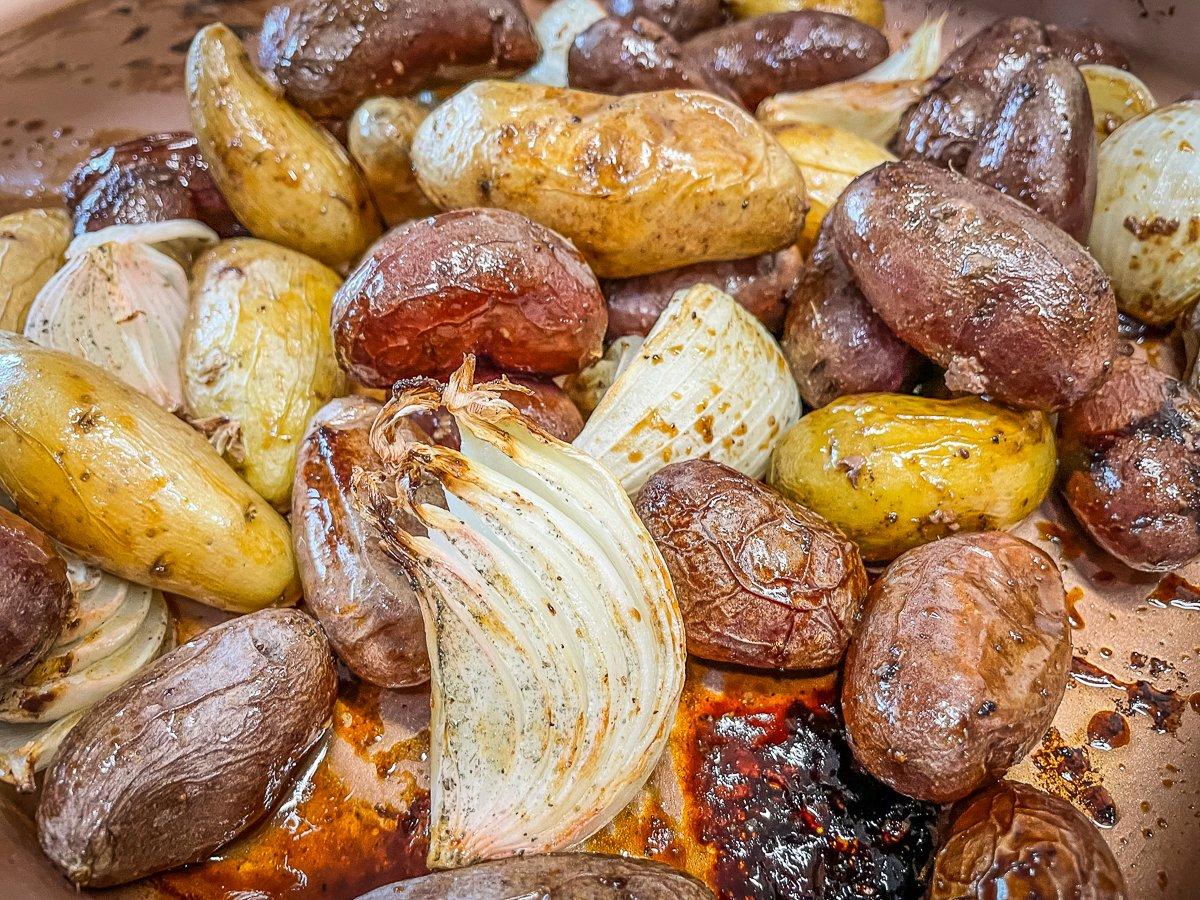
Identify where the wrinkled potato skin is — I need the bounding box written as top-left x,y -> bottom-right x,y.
831,161 -> 1116,411
412,82 -> 807,278
0,208 -> 70,332
782,227 -> 922,408
0,508 -> 70,685
258,0 -> 539,120
1059,352 -> 1200,572
843,532 -> 1070,804
0,333 -> 300,612
603,246 -> 801,339
636,459 -> 867,670
930,781 -> 1128,900
333,208 -> 606,384
686,11 -> 888,110
183,239 -> 346,510
293,397 -> 431,687
965,58 -> 1097,241
1045,24 -> 1128,70
728,0 -> 883,28
768,393 -> 1055,561
37,609 -> 336,887
361,853 -> 714,899
65,132 -> 243,237
605,0 -> 727,40
187,24 -> 381,268
348,98 -> 439,227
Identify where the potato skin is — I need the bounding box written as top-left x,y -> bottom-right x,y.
332,208 -> 606,384
293,397 -> 430,687
0,509 -> 70,686
258,0 -> 539,119
686,11 -> 888,110
347,98 -> 439,228
965,58 -> 1097,241
1059,353 -> 1200,572
37,608 -> 336,887
831,160 -> 1117,411
358,852 -> 714,898
411,82 -> 807,278
605,0 -> 727,40
768,393 -> 1056,561
488,371 -> 586,441
781,226 -> 922,408
1045,24 -> 1128,70
0,333 -> 300,612
0,208 -> 70,333
842,532 -> 1070,804
930,781 -> 1128,900
603,246 -> 801,338
636,459 -> 867,670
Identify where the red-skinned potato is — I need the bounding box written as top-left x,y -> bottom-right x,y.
831,160 -> 1116,411
0,508 -> 71,685
331,209 -> 607,385
1058,351 -> 1200,572
602,247 -> 802,339
842,532 -> 1071,804
257,0 -> 539,119
1045,23 -> 1129,70
604,0 -> 727,40
636,459 -> 867,670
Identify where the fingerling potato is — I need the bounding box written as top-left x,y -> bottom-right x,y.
0,209 -> 70,333
348,97 -> 439,227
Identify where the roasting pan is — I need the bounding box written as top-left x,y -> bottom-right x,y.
0,0 -> 1197,897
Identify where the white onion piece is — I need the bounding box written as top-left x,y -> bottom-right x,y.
1088,102 -> 1200,325
0,592 -> 168,723
366,362 -> 685,868
562,334 -> 643,418
66,219 -> 218,258
518,0 -> 606,87
29,584 -> 152,682
1080,64 -> 1156,144
58,553 -> 128,644
855,14 -> 946,83
574,284 -> 800,494
0,711 -> 84,791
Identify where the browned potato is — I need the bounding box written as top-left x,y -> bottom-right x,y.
292,397 -> 431,688
603,247 -> 802,338
930,781 -> 1128,900
1045,23 -> 1129,70
842,532 -> 1070,804
1059,352 -> 1200,572
686,11 -> 889,110
257,0 -> 540,119
357,852 -> 714,898
347,97 -> 439,227
483,370 -> 586,441
636,459 -> 867,670
830,160 -> 1116,411
37,608 -> 337,887
781,225 -> 922,407
965,57 -> 1097,241
605,0 -> 727,40
332,209 -> 606,385
0,509 -> 70,686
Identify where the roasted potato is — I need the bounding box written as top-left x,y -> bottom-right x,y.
186,23 -> 382,268
0,333 -> 299,612
411,82 -> 807,278
293,397 -> 431,687
636,459 -> 867,669
930,781 -> 1128,899
347,97 -> 439,227
358,852 -> 714,898
485,371 -> 586,441
0,509 -> 70,685
965,57 -> 1097,241
842,532 -> 1071,803
258,0 -> 539,119
781,225 -> 922,407
1058,352 -> 1200,572
686,11 -> 888,110
604,0 -> 727,40
769,393 -> 1055,561
603,247 -> 802,338
64,132 -> 243,237
37,608 -> 336,887
332,208 -> 606,384
0,208 -> 70,332
1045,23 -> 1129,70
728,0 -> 883,27
182,239 -> 347,509
831,160 -> 1116,411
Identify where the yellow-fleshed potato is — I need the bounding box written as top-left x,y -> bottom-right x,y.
0,332 -> 299,612
728,0 -> 884,27
186,23 -> 381,269
768,393 -> 1056,561
412,82 -> 807,278
348,97 -> 440,227
773,123 -> 894,252
182,239 -> 346,510
0,208 -> 70,332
